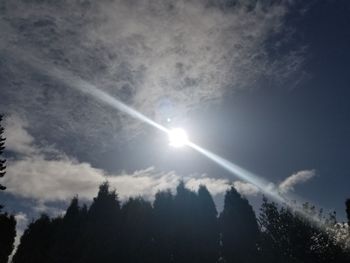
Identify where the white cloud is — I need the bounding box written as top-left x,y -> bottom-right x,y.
4,115 -> 38,156
5,156 -> 229,202
3,115 -> 229,202
186,176 -> 230,195
233,181 -> 260,196
278,169 -> 316,194
232,169 -> 317,197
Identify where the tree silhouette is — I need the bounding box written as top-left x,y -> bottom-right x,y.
121,197 -> 154,263
11,182 -> 350,263
196,185 -> 220,263
49,196 -> 87,263
0,114 -> 17,263
219,186 -> 259,263
173,181 -> 201,263
0,213 -> 16,263
13,214 -> 61,263
153,190 -> 175,263
259,198 -> 345,263
346,199 -> 350,225
0,115 -> 7,209
79,182 -> 122,263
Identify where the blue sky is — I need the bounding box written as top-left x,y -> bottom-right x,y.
0,0 -> 349,232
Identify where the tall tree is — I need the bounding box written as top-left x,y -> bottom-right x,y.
153,190 -> 175,263
0,115 -> 7,210
173,181 -> 201,263
219,186 -> 259,263
0,213 -> 16,263
79,182 -> 122,263
346,199 -> 350,225
196,185 -> 220,263
259,198 -> 345,263
121,197 -> 154,263
13,214 -> 60,263
49,197 -> 87,263
0,115 -> 17,263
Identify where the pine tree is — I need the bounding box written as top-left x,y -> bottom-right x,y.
196,185 -> 220,263
0,213 -> 16,263
219,186 -> 259,263
0,115 -> 7,210
79,182 -> 122,263
153,190 -> 175,263
13,214 -> 61,263
173,181 -> 200,263
346,199 -> 350,225
50,196 -> 87,263
121,197 -> 154,263
259,198 -> 345,263
0,115 -> 17,263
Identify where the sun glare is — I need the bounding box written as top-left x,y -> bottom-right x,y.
168,128 -> 189,148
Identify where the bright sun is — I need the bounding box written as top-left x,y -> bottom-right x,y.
168,128 -> 189,148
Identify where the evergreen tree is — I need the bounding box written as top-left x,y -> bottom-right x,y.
13,214 -> 61,263
121,197 -> 154,263
153,190 -> 175,263
0,115 -> 7,210
219,186 -> 259,263
0,213 -> 16,263
79,182 -> 122,263
50,196 -> 87,263
259,198 -> 345,263
0,115 -> 17,263
196,185 -> 219,263
346,199 -> 350,225
173,181 -> 200,263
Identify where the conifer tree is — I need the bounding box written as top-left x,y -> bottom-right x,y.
0,115 -> 7,210
153,190 -> 175,263
0,213 -> 16,263
0,115 -> 17,263
121,197 -> 154,263
196,185 -> 220,263
346,199 -> 350,225
259,198 -> 345,263
50,196 -> 87,263
173,181 -> 200,263
13,214 -> 61,263
80,182 -> 121,263
219,186 -> 259,263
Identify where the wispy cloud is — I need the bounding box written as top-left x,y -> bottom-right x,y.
233,169 -> 317,197
3,115 -> 229,202
0,0 -> 304,154
279,169 -> 316,194
233,181 -> 260,196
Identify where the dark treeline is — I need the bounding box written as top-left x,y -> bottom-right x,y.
10,182 -> 350,263
0,115 -> 16,263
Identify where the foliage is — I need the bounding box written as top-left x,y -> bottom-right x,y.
0,213 -> 16,263
0,115 -> 7,209
10,182 -> 350,263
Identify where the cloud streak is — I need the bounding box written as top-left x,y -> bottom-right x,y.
233,169 -> 317,197
279,169 -> 316,194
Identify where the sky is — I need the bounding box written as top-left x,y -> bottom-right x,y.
0,0 -> 350,235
